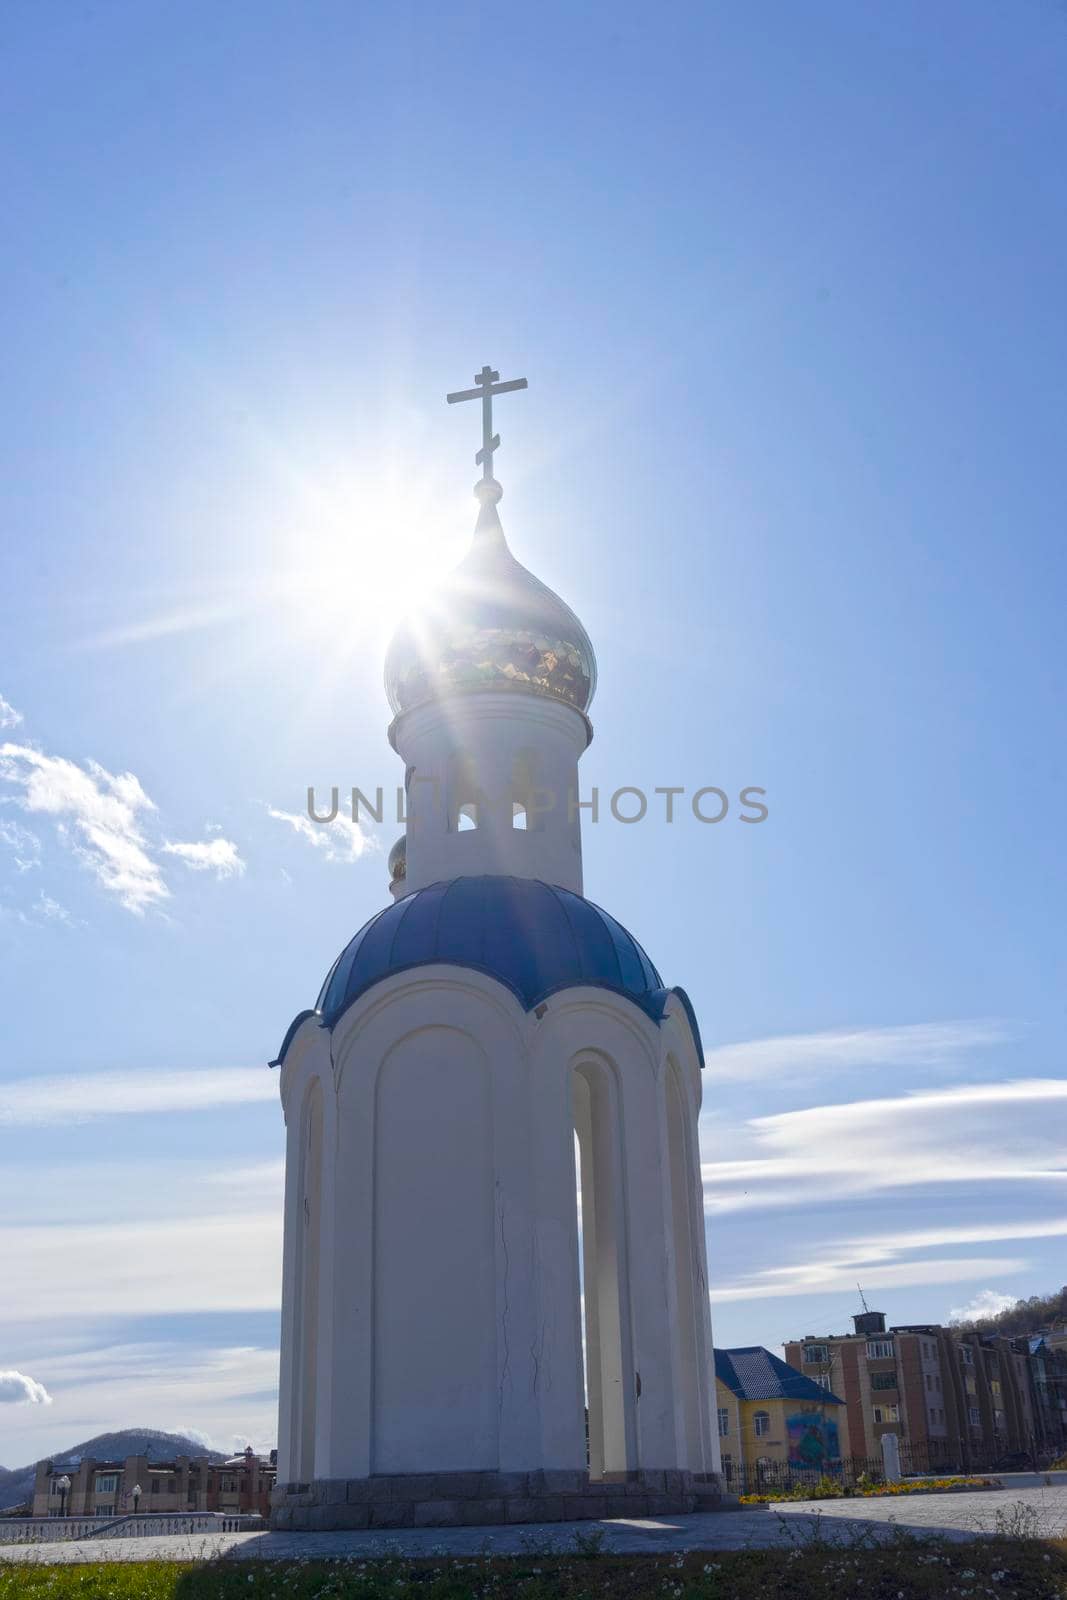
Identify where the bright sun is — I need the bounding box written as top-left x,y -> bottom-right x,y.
272,473 -> 473,657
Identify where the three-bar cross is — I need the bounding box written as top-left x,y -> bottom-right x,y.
446,365 -> 528,482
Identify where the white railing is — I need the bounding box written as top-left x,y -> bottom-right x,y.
0,1513 -> 264,1544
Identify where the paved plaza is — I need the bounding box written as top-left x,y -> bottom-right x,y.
2,1484 -> 1065,1564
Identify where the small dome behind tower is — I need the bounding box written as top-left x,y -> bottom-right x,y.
387,832 -> 407,897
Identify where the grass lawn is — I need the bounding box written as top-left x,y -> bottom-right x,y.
3,1537 -> 1067,1600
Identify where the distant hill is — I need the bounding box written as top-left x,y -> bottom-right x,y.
0,1428 -> 226,1511
951,1286 -> 1067,1339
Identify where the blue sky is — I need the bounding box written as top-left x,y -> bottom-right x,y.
2,0 -> 1066,1466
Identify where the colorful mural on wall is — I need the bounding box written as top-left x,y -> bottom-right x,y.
787,1411 -> 840,1470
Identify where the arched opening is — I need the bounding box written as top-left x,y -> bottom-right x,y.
666,1062 -> 705,1471
512,802 -> 528,830
372,1028 -> 496,1471
292,1079 -> 323,1482
572,1058 -> 633,1479
457,802 -> 479,831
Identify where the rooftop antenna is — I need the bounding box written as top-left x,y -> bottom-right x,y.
858,1283 -> 871,1314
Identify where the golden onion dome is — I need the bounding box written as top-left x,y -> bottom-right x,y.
384,479 -> 596,721
387,832 -> 407,884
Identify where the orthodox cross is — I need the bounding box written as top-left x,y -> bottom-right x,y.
446,365 -> 528,482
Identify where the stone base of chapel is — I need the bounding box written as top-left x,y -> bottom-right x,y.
271,1468 -> 726,1530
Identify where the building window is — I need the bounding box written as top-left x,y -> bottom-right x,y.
457,803 -> 478,832
969,1406 -> 981,1427
815,1373 -> 833,1390
965,1374 -> 977,1397
94,1475 -> 118,1494
991,1379 -> 1002,1398
151,1480 -> 160,1494
870,1371 -> 897,1391
803,1343 -> 829,1364
960,1345 -> 974,1366
512,802 -> 528,830
872,1405 -> 899,1424
994,1410 -> 1006,1431
866,1340 -> 894,1360
717,1407 -> 730,1437
753,1411 -> 771,1438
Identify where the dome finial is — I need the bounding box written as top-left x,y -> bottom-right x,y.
473,474 -> 506,546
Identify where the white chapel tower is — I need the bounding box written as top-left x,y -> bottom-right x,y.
272,368 -> 721,1530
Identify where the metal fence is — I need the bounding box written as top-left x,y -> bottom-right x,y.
718,1439 -> 1023,1499
0,1513 -> 265,1545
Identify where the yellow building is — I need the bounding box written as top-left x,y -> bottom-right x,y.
715,1346 -> 850,1493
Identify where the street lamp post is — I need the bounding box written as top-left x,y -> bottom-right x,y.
56,1474 -> 71,1519
131,1483 -> 142,1515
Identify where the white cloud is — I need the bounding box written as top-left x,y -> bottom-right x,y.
0,1067 -> 277,1127
701,1078 -> 1067,1212
949,1288 -> 1019,1324
0,695 -> 22,730
0,743 -> 245,911
0,744 -> 167,914
0,1218 -> 282,1320
702,1019 -> 1011,1083
268,806 -> 368,863
163,837 -> 245,878
170,1425 -> 216,1451
0,1369 -> 52,1404
0,1340 -> 279,1468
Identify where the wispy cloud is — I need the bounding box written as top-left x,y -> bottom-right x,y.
702,1019 -> 1012,1083
268,805 -> 368,862
701,1078 -> 1067,1212
0,1067 -> 276,1126
0,817 -> 41,872
163,837 -> 245,878
34,891 -> 76,927
0,695 -> 22,730
78,602 -> 247,651
0,743 -> 167,914
711,1255 -> 1027,1304
948,1288 -> 1019,1323
0,1369 -> 52,1404
0,1218 -> 282,1320
709,1215 -> 1067,1304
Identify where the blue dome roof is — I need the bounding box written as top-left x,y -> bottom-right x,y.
303,877 -> 702,1063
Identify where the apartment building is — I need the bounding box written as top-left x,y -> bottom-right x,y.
1030,1335 -> 1067,1450
785,1309 -> 1064,1469
32,1446 -> 275,1519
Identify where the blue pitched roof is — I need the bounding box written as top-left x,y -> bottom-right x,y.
276,877 -> 703,1066
715,1346 -> 845,1406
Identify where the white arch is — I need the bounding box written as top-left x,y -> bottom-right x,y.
571,1050 -> 636,1476
289,1076 -> 323,1482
